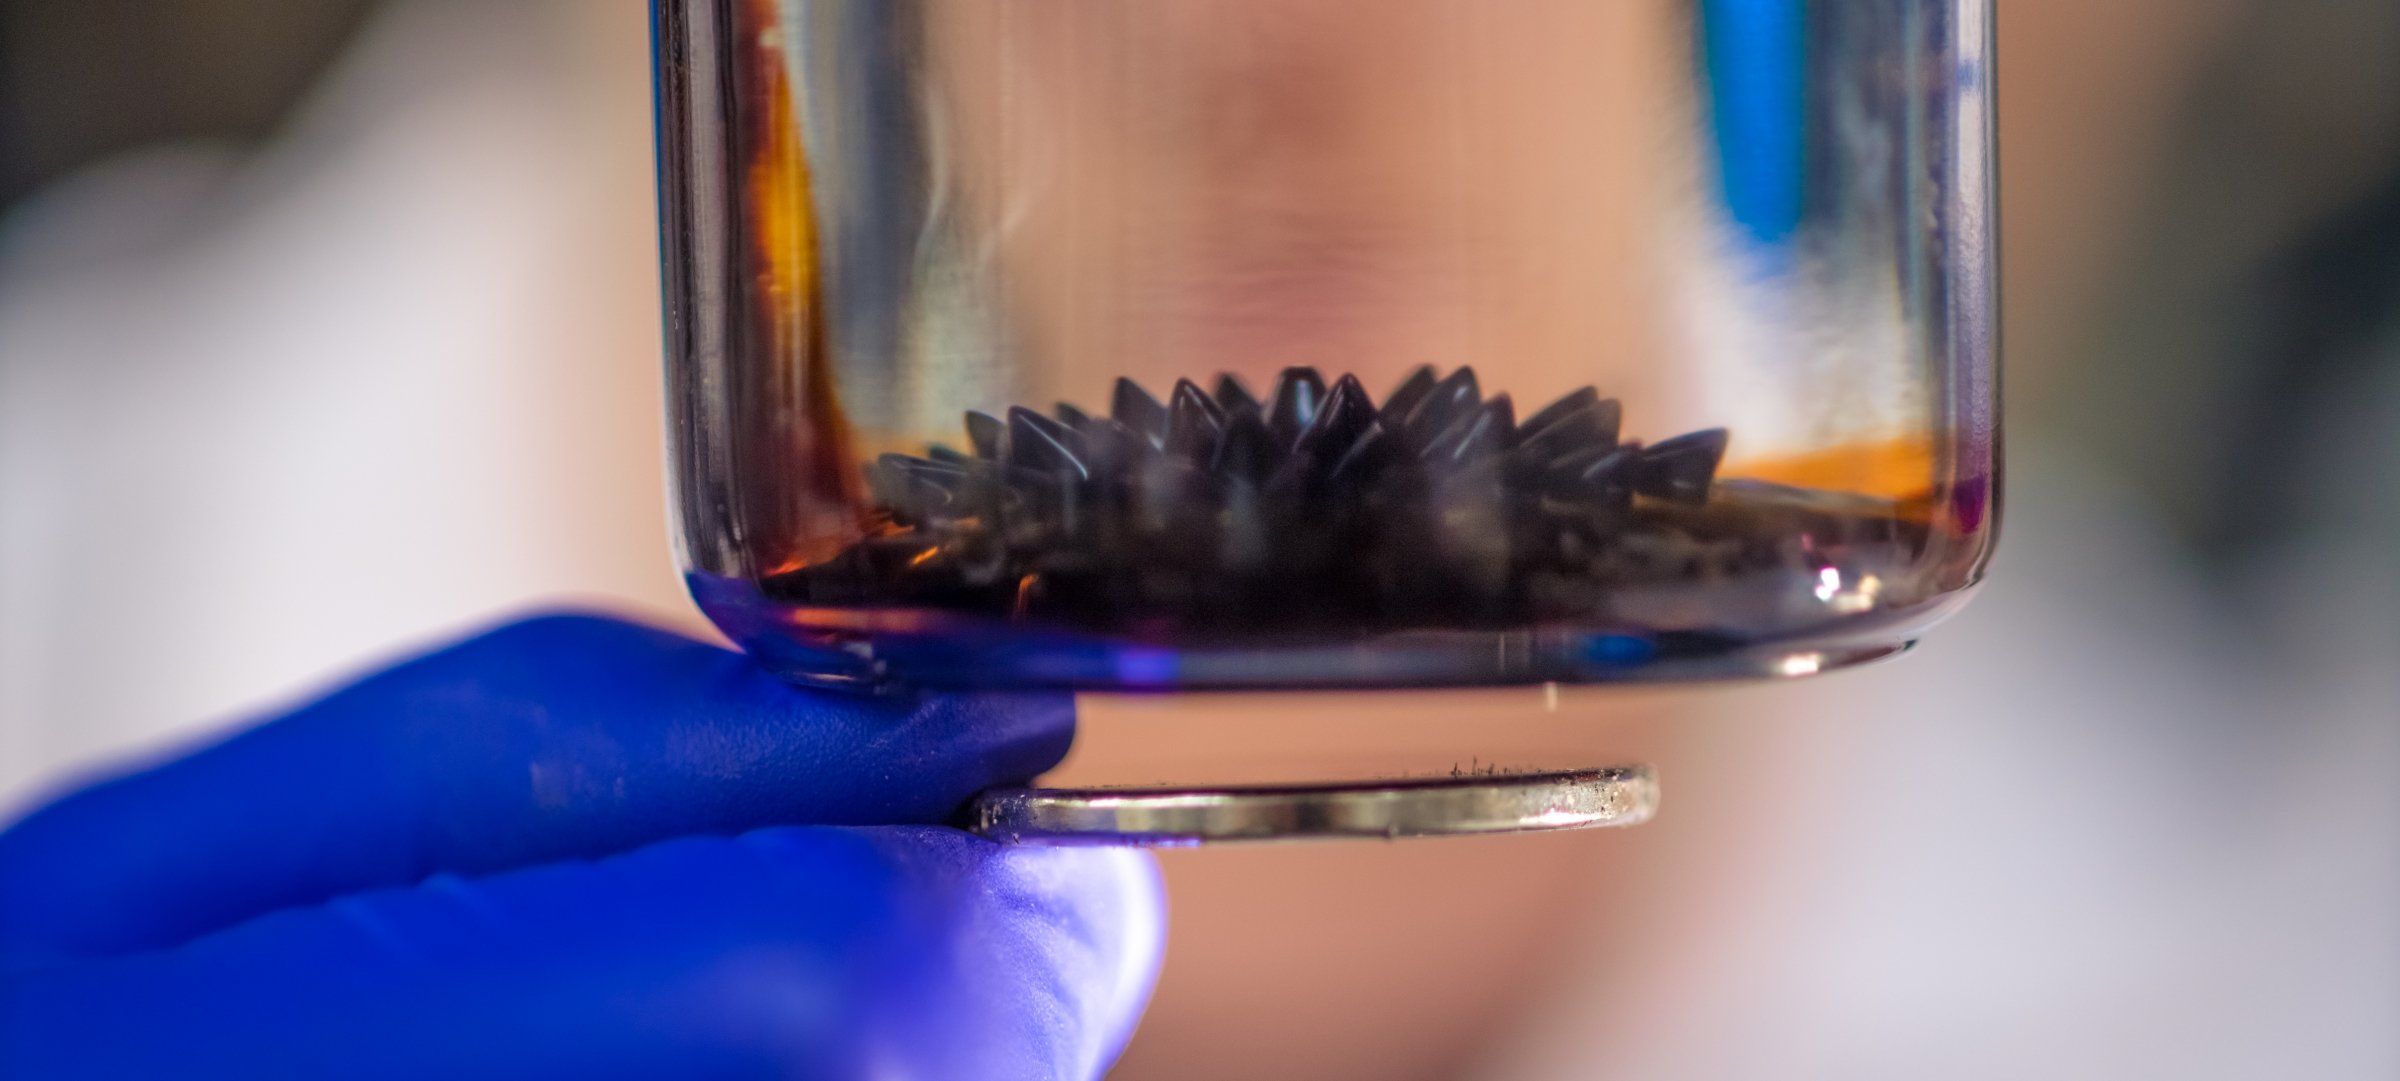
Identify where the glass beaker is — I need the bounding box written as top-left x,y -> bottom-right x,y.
653,0 -> 1996,840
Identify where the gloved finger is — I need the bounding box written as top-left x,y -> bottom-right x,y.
0,826 -> 1165,1081
0,613 -> 1076,969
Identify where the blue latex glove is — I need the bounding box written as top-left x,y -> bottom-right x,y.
0,614 -> 1163,1080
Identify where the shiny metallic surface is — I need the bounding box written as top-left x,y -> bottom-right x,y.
971,766 -> 1658,845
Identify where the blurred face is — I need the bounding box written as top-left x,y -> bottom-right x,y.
901,2 -> 2256,1079
910,11 -> 1711,1075
621,1 -> 2247,1077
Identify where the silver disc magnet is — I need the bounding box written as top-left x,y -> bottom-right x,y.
970,765 -> 1657,845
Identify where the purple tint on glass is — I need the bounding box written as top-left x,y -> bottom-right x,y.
1950,473 -> 1990,533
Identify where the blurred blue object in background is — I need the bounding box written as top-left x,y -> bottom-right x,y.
1698,0 -> 1807,249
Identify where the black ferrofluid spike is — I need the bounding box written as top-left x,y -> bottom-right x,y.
773,367 -> 1843,633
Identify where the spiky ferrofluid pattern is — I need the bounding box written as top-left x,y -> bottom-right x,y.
769,366 -> 1757,632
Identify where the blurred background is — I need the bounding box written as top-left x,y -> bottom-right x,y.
1,1 -> 2393,1077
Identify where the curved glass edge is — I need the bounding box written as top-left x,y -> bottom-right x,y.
690,571 -> 1970,693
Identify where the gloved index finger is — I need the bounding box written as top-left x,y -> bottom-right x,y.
0,612 -> 1076,970
4,826 -> 1163,1081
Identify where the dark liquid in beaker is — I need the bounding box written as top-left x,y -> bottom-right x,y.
754,366 -> 1936,671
